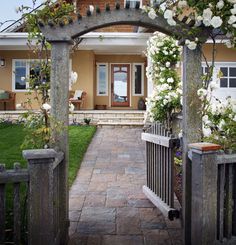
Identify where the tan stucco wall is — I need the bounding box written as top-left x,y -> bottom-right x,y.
95,55 -> 147,109
202,43 -> 236,62
0,50 -> 96,110
71,50 -> 95,109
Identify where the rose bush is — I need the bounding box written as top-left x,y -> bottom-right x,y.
146,33 -> 182,129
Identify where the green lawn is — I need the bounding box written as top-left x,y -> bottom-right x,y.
0,124 -> 96,186
0,123 -> 96,242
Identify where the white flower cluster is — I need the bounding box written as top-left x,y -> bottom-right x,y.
146,33 -> 182,122
145,0 -> 236,50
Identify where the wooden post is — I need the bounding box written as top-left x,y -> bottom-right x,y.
188,143 -> 221,245
23,149 -> 58,245
182,45 -> 202,245
50,41 -> 71,244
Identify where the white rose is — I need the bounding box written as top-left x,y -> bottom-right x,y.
16,103 -> 22,109
219,119 -> 226,130
166,62 -> 171,67
164,9 -> 173,19
167,17 -> 177,26
167,77 -> 174,83
148,9 -> 157,20
210,16 -> 223,28
217,0 -> 224,9
225,40 -> 232,48
69,103 -> 75,112
178,0 -> 188,8
42,103 -> 51,111
203,8 -> 213,20
203,18 -> 211,26
197,88 -> 208,97
203,127 -> 212,137
187,41 -> 197,50
228,0 -> 236,3
231,7 -> 236,14
209,81 -> 219,90
228,15 -> 236,24
202,115 -> 209,123
195,16 -> 203,26
185,39 -> 190,45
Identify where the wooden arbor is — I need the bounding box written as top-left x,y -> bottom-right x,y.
40,6 -> 207,245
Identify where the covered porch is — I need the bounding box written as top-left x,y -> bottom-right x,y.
0,32 -> 152,111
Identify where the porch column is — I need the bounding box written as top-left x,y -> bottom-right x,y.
182,45 -> 202,245
147,57 -> 154,98
50,41 -> 72,244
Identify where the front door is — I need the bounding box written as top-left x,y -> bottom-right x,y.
111,64 -> 130,107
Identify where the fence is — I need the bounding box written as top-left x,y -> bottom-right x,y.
0,149 -> 64,245
0,163 -> 29,244
142,122 -> 180,220
189,143 -> 236,245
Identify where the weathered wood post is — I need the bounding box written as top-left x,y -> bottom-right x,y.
188,143 -> 221,245
50,41 -> 71,244
23,149 -> 59,245
182,45 -> 202,245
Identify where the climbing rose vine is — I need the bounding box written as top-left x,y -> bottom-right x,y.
144,0 -> 236,49
146,33 -> 182,129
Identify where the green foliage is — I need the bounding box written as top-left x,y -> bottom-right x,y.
203,97 -> 236,152
84,118 -> 91,125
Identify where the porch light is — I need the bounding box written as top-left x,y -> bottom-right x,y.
0,58 -> 5,67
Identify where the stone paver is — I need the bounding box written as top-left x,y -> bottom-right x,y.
69,128 -> 182,245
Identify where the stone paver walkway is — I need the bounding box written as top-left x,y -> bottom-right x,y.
69,128 -> 182,245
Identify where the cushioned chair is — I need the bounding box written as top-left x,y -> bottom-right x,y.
0,90 -> 16,110
69,90 -> 86,110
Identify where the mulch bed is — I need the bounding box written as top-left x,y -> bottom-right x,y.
174,165 -> 182,205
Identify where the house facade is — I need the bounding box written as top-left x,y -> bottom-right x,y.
0,0 -> 235,111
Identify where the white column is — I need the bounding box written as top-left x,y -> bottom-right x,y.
147,57 -> 154,98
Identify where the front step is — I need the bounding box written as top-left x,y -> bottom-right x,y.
97,121 -> 144,128
71,110 -> 145,126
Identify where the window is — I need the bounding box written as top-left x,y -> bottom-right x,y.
13,60 -> 27,90
202,63 -> 236,88
124,0 -> 142,8
97,63 -> 108,96
219,66 -> 236,88
133,63 -> 144,96
12,59 -> 44,91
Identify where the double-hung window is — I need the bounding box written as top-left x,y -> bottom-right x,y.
133,63 -> 144,96
97,63 -> 108,96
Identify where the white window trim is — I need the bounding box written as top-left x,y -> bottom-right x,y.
12,59 -> 30,92
96,63 -> 108,96
202,62 -> 236,89
124,0 -> 142,8
132,63 -> 144,96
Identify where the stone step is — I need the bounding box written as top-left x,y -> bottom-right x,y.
98,117 -> 144,123
97,121 -> 144,128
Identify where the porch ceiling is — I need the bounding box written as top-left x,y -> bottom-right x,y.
0,32 -> 151,54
